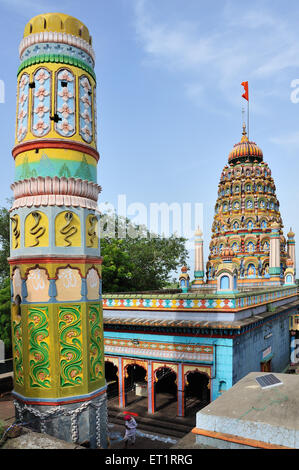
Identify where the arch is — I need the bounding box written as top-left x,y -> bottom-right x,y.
286,274 -> 293,284
247,263 -> 256,278
125,362 -> 148,405
56,266 -> 82,301
86,267 -> 100,300
246,241 -> 255,253
154,366 -> 177,395
16,72 -> 29,142
105,360 -> 119,399
219,380 -> 227,395
24,211 -> 49,247
245,198 -> 254,209
184,369 -> 210,405
32,67 -> 51,137
55,68 -> 75,137
232,220 -> 240,230
79,74 -> 93,143
55,211 -> 81,247
232,200 -> 241,211
26,266 -> 50,303
246,219 -> 254,230
220,275 -> 230,290
12,268 -> 22,302
231,242 -> 240,253
261,239 -> 270,252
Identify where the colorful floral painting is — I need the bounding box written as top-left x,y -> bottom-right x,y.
56,68 -> 75,137
17,72 -> 29,142
79,75 -> 93,143
32,67 -> 51,137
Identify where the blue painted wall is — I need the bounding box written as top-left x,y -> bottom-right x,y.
232,309 -> 291,384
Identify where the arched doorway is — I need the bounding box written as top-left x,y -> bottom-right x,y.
125,363 -> 147,406
154,367 -> 177,412
184,370 -> 210,416
105,361 -> 118,399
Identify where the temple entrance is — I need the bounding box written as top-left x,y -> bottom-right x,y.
154,367 -> 177,412
105,361 -> 118,399
184,371 -> 210,416
125,363 -> 147,406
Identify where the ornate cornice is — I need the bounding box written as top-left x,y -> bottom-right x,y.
10,176 -> 101,211
19,31 -> 95,63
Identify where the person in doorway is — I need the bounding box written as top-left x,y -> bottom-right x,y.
123,414 -> 137,448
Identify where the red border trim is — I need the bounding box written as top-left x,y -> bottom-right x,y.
12,139 -> 100,162
13,387 -> 106,406
9,256 -> 103,265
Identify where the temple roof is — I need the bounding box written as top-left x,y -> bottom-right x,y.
228,124 -> 263,164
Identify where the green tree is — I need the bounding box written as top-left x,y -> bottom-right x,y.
0,204 -> 10,285
0,201 -> 12,354
100,214 -> 188,292
0,278 -> 11,354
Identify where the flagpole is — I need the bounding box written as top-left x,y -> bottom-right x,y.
247,86 -> 249,139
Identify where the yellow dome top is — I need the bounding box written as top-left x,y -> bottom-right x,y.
23,13 -> 92,44
228,123 -> 263,164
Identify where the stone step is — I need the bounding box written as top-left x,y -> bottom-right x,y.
108,407 -> 194,439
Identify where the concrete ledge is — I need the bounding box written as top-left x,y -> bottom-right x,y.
2,427 -> 85,449
192,427 -> 291,449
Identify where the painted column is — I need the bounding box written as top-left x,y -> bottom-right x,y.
177,363 -> 185,417
193,228 -> 204,286
147,361 -> 155,414
118,357 -> 126,408
290,331 -> 298,365
269,222 -> 281,285
9,13 -> 107,448
287,228 -> 296,276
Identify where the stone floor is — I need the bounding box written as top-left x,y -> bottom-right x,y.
0,387 -> 209,449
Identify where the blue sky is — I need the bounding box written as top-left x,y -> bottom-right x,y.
1,0 -> 299,273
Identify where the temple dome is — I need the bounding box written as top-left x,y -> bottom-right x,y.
23,13 -> 91,44
228,124 -> 263,165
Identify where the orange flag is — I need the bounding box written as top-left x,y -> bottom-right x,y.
241,81 -> 249,101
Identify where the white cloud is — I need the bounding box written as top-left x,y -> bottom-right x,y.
133,0 -> 299,110
270,130 -> 299,147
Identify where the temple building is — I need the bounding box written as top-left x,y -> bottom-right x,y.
103,124 -> 299,419
206,123 -> 293,288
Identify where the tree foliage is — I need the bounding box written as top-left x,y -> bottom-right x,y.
0,277 -> 11,354
100,215 -> 188,292
0,204 -> 10,285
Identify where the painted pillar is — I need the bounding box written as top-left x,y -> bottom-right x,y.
290,331 -> 297,365
177,363 -> 185,417
147,361 -> 155,414
9,13 -> 107,448
193,228 -> 204,286
287,228 -> 296,276
269,222 -> 281,285
118,357 -> 126,408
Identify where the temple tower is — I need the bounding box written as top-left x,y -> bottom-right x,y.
9,13 -> 107,447
206,123 -> 288,287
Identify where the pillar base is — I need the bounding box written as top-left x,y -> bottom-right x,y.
13,388 -> 108,448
